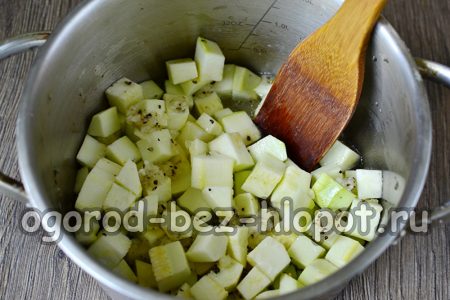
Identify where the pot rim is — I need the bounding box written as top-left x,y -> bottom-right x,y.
16,0 -> 432,299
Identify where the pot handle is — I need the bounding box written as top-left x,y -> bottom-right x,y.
415,58 -> 450,224
416,58 -> 450,88
0,32 -> 50,203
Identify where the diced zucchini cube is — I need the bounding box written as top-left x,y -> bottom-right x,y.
279,273 -> 301,294
164,94 -> 191,130
74,167 -> 89,194
166,58 -> 198,85
248,135 -> 287,162
177,121 -> 214,151
242,154 -> 286,199
115,160 -> 142,196
137,129 -> 176,164
190,274 -> 228,300
187,139 -> 209,157
177,283 -> 193,299
139,163 -> 172,202
311,164 -> 343,181
196,113 -> 223,136
320,141 -> 360,170
165,80 -> 185,95
87,232 -> 131,268
133,195 -> 159,217
254,75 -> 273,100
140,225 -> 165,246
186,233 -> 228,262
298,259 -> 338,286
103,183 -> 138,211
202,186 -> 233,212
160,208 -> 193,241
75,218 -> 100,246
106,78 -> 144,113
312,174 -> 356,211
76,135 -> 106,168
255,290 -> 280,299
160,153 -> 191,195
247,228 -> 268,250
234,170 -> 252,196
180,77 -> 212,96
356,169 -> 383,199
106,136 -> 141,165
247,236 -> 290,281
112,260 -> 137,283
288,235 -> 326,269
237,267 -> 271,300
96,131 -> 122,146
234,193 -> 260,217
213,64 -> 236,99
319,231 -> 341,250
194,91 -> 224,116
96,158 -> 122,175
270,232 -> 298,250
232,66 -> 261,101
87,107 -> 121,138
149,241 -> 191,292
195,37 -> 225,82
325,236 -> 364,268
75,166 -> 115,210
177,187 -> 210,214
191,262 -> 215,276
213,108 -> 233,124
209,133 -> 254,172
271,163 -> 314,211
127,99 -> 169,134
209,256 -> 244,290
191,153 -> 234,189
227,226 -> 249,265
344,199 -> 383,241
221,112 -> 261,145
140,80 -> 164,99
135,260 -> 158,288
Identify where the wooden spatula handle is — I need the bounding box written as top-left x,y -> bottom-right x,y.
254,0 -> 387,171
322,0 -> 387,58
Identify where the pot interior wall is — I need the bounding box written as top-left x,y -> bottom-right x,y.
25,0 -> 416,217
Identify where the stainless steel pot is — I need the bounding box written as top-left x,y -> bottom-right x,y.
0,0 -> 449,299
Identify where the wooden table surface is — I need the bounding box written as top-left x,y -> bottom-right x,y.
0,0 -> 449,299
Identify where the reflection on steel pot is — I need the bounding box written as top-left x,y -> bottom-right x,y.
0,0 -> 449,299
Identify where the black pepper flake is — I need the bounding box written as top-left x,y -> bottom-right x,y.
157,138 -> 161,142
209,119 -> 214,124
192,80 -> 198,84
148,147 -> 154,152
246,136 -> 251,141
158,105 -> 162,109
153,180 -> 158,185
125,81 -> 132,85
208,188 -> 212,191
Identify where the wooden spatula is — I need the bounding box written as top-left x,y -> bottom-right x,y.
254,0 -> 387,171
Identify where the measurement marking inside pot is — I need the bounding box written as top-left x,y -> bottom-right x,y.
238,0 -> 278,49
262,20 -> 273,24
